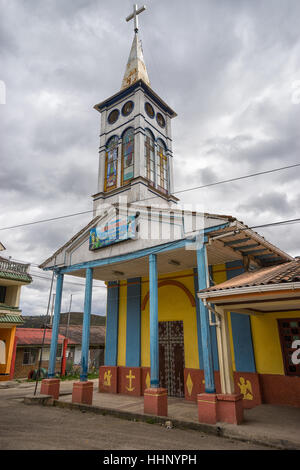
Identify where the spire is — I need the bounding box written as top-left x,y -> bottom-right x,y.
121,4 -> 150,90
121,33 -> 150,90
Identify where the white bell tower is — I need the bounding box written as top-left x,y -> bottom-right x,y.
92,5 -> 178,213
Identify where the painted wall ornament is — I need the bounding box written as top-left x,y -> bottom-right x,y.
237,377 -> 253,400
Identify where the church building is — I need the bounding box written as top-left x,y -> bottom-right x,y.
40,5 -> 299,424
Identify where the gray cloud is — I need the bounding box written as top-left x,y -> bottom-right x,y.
1,0 -> 300,314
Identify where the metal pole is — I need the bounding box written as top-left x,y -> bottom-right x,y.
34,269 -> 55,396
80,268 -> 93,381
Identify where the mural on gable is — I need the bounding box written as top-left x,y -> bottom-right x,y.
89,215 -> 136,250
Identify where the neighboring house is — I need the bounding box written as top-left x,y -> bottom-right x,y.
0,246 -> 32,381
58,324 -> 105,373
13,328 -> 72,379
197,259 -> 300,407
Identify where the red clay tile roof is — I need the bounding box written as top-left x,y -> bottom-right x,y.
15,328 -> 76,346
200,259 -> 300,293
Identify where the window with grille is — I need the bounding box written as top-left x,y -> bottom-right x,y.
56,344 -> 63,359
278,318 -> 300,376
23,348 -> 38,365
0,286 -> 6,303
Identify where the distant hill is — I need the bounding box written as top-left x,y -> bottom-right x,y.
21,312 -> 106,328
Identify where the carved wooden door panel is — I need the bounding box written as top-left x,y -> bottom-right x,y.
159,320 -> 185,397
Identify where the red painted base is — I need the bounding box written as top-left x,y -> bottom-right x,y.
217,394 -> 244,424
197,393 -> 218,424
99,366 -> 118,394
118,366 -> 142,396
197,393 -> 244,425
40,378 -> 60,400
72,381 -> 93,405
144,388 -> 168,417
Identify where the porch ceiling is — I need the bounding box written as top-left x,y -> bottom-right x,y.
205,289 -> 300,315
68,240 -> 248,282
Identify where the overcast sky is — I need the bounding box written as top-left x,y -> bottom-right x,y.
1,0 -> 300,316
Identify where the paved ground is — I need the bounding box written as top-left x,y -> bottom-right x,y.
0,396 -> 269,450
1,379 -> 299,450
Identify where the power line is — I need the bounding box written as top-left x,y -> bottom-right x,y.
0,162 -> 300,232
29,273 -> 107,288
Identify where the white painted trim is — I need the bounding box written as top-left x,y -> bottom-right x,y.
197,281 -> 300,299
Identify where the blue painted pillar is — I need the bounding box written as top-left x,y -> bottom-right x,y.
149,253 -> 159,388
126,278 -> 141,367
104,281 -> 119,366
196,244 -> 216,393
48,272 -> 64,378
80,267 -> 93,382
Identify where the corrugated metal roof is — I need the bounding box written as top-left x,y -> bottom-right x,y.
0,314 -> 24,324
200,259 -> 300,293
15,328 -> 75,346
0,270 -> 32,283
58,325 -> 105,345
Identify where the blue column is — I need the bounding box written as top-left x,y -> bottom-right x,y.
104,281 -> 119,366
126,278 -> 141,367
226,261 -> 256,372
48,272 -> 64,378
80,267 -> 93,382
196,245 -> 216,393
149,254 -> 159,388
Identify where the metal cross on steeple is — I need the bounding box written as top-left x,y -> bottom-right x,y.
126,4 -> 146,34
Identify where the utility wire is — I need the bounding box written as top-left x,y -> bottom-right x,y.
0,162 -> 300,232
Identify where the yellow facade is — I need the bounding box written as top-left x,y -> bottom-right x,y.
250,311 -> 300,375
0,326 -> 16,375
115,265 -> 299,381
140,270 -> 199,369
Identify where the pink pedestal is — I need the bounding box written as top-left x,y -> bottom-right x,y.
144,388 -> 168,416
197,393 -> 218,424
217,394 -> 244,424
72,381 -> 93,405
197,393 -> 244,425
40,379 -> 60,400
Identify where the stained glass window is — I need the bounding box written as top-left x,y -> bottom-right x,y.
104,135 -> 118,191
278,318 -> 300,376
122,128 -> 134,184
145,129 -> 155,185
157,139 -> 168,194
107,109 -> 119,125
156,112 -> 166,128
145,102 -> 154,118
122,101 -> 134,117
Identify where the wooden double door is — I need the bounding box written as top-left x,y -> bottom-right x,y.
159,320 -> 185,397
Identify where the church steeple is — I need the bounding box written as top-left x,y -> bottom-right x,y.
121,33 -> 150,90
93,4 -> 178,212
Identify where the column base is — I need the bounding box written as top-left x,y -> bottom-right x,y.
72,381 -> 94,405
144,388 -> 168,417
197,393 -> 218,424
40,378 -> 60,400
217,393 -> 244,424
99,366 -> 118,394
197,393 -> 244,425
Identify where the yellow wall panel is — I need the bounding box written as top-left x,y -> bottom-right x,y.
140,270 -> 199,369
251,311 -> 300,375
